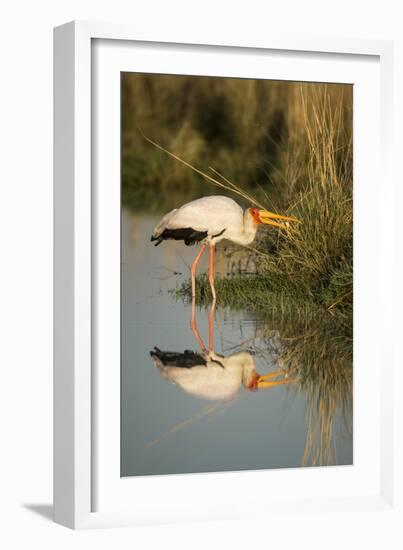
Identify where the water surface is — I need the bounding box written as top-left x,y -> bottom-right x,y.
121,210 -> 352,476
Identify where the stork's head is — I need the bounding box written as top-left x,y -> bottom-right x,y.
245,371 -> 261,391
245,370 -> 296,391
249,207 -> 300,229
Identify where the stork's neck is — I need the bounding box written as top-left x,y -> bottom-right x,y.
229,209 -> 258,246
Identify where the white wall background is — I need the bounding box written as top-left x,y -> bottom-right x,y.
0,1 -> 401,547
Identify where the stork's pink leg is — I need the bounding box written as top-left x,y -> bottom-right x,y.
191,244 -> 206,298
208,299 -> 216,353
190,296 -> 206,352
208,243 -> 216,301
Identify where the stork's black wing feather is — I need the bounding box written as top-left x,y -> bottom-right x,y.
150,348 -> 206,368
151,227 -> 208,246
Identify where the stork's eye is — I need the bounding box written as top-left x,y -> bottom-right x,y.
249,208 -> 260,222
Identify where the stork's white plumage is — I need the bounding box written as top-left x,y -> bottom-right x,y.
152,196 -> 245,246
151,350 -> 257,401
151,195 -> 299,299
150,348 -> 295,401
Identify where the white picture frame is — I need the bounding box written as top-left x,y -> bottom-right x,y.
54,20 -> 397,529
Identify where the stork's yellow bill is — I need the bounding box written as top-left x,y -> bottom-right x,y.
258,209 -> 301,228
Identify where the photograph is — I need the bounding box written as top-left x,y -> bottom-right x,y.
120,73 -> 353,477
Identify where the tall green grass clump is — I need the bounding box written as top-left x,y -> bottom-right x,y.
257,84 -> 353,321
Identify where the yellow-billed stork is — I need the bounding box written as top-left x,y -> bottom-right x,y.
151,195 -> 299,299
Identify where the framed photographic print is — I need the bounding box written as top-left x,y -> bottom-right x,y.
54,21 -> 396,529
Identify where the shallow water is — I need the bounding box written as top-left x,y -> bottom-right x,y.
121,209 -> 352,477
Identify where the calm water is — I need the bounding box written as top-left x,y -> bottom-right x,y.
121,209 -> 353,477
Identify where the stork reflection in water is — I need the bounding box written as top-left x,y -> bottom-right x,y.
150,300 -> 295,402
